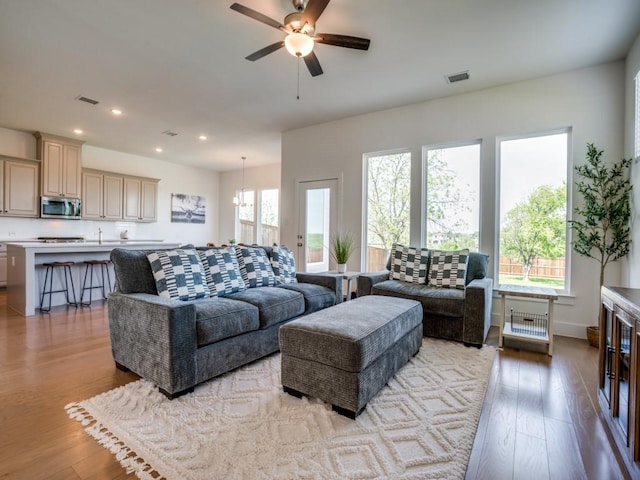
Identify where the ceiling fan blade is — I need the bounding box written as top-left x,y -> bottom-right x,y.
301,0 -> 330,25
315,33 -> 370,50
230,3 -> 288,32
304,51 -> 323,77
245,41 -> 285,61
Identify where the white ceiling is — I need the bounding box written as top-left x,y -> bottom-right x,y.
1,0 -> 639,172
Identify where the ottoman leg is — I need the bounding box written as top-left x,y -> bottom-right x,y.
283,386 -> 304,398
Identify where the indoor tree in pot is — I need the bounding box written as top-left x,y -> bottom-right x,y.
331,232 -> 356,273
568,143 -> 632,346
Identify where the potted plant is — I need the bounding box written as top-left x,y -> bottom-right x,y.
568,143 -> 632,346
331,232 -> 356,273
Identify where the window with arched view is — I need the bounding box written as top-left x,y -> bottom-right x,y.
498,130 -> 569,291
423,142 -> 480,252
364,151 -> 411,271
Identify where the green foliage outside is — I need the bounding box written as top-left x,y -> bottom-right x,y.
500,274 -> 565,288
367,153 -> 411,248
500,184 -> 567,282
425,150 -> 475,250
306,233 -> 324,250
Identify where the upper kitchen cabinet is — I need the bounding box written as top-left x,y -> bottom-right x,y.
82,169 -> 123,220
123,176 -> 158,222
34,132 -> 83,198
0,156 -> 40,217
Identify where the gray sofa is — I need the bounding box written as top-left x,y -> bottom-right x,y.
357,251 -> 493,347
107,246 -> 342,399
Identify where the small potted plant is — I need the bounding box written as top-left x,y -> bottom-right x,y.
331,232 -> 356,273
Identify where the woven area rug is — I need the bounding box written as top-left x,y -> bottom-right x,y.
66,338 -> 495,480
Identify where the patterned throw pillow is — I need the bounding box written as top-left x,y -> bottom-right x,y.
235,245 -> 277,288
388,244 -> 429,284
147,249 -> 210,301
198,247 -> 246,296
428,249 -> 470,289
270,244 -> 297,284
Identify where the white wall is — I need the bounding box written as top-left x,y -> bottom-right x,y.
281,62 -> 626,339
625,32 -> 640,287
218,163 -> 281,245
0,127 -> 220,246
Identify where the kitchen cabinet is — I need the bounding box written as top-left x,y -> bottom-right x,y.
0,156 -> 40,217
34,132 -> 83,198
82,169 -> 123,220
123,176 -> 158,222
600,286 -> 640,479
0,243 -> 6,287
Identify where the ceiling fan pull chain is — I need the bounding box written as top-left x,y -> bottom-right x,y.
297,56 -> 301,100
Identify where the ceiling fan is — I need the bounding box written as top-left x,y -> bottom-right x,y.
230,0 -> 370,77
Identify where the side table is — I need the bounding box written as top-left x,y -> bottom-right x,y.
498,284 -> 558,356
323,271 -> 361,301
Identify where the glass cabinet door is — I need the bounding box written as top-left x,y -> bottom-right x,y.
601,303 -> 614,405
614,310 -> 633,441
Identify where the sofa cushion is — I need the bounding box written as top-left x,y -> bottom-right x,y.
198,247 -> 246,296
372,279 -> 464,317
428,249 -> 470,290
147,249 -> 210,301
235,245 -> 277,288
111,248 -> 159,294
466,252 -> 489,285
277,282 -> 336,313
194,297 -> 259,346
389,244 -> 429,284
270,244 -> 297,284
228,287 -> 305,328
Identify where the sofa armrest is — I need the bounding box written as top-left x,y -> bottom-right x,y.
295,273 -> 344,304
107,292 -> 198,395
357,271 -> 389,297
463,277 -> 494,346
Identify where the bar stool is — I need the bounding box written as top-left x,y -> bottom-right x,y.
80,260 -> 112,306
40,261 -> 78,312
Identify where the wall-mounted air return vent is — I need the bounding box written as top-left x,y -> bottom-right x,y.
162,130 -> 179,137
445,71 -> 470,84
76,95 -> 99,105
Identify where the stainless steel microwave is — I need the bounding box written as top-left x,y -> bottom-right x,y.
41,196 -> 82,219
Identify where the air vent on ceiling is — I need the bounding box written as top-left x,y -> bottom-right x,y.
445,71 -> 470,84
162,130 -> 178,137
76,95 -> 99,105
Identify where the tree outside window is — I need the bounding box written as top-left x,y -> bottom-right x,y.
498,131 -> 569,290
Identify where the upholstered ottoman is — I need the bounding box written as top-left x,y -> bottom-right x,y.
279,295 -> 423,418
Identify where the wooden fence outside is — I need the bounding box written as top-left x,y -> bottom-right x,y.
365,246 -> 565,280
499,255 -> 565,279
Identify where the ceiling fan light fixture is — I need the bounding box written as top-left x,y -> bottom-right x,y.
285,32 -> 314,57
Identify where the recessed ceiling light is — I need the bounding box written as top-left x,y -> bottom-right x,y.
198,135 -> 208,141
155,147 -> 163,153
73,128 -> 83,135
111,108 -> 123,115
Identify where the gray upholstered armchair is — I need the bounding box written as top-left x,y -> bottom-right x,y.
357,251 -> 493,347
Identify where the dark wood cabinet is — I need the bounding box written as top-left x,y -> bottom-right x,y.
600,286 -> 640,478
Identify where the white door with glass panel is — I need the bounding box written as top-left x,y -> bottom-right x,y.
298,179 -> 338,273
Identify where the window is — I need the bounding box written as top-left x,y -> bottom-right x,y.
498,130 -> 569,291
635,72 -> 640,159
423,142 -> 480,251
363,150 -> 411,271
259,188 -> 279,245
237,189 -> 279,245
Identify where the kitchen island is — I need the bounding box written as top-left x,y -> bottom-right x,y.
7,241 -> 181,316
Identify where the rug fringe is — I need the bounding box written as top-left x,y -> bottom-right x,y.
65,402 -> 165,480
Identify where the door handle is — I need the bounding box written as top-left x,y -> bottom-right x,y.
297,243 -> 303,247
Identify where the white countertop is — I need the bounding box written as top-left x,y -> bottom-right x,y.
6,241 -> 181,252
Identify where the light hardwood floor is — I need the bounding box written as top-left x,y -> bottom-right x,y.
0,292 -> 629,479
